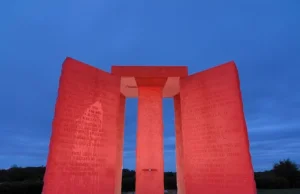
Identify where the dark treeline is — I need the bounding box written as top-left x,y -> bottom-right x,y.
0,159 -> 299,193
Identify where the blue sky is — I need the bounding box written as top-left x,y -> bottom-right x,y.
0,0 -> 299,172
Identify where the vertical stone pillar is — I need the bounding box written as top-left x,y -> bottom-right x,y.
174,94 -> 185,194
43,57 -> 121,194
135,87 -> 164,194
115,94 -> 126,194
179,62 -> 256,194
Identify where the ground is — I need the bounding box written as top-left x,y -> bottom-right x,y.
123,189 -> 300,194
258,189 -> 300,194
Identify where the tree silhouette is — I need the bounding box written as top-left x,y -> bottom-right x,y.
273,159 -> 299,188
0,159 -> 299,193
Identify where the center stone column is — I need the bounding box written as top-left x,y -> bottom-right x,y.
135,86 -> 164,194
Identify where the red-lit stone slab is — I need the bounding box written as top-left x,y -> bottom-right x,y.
174,94 -> 186,194
115,94 -> 126,194
43,58 -> 256,194
111,66 -> 188,98
111,66 -> 188,78
135,87 -> 164,194
43,57 -> 121,194
111,66 -> 188,194
179,61 -> 256,194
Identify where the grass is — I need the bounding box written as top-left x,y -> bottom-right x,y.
258,189 -> 300,194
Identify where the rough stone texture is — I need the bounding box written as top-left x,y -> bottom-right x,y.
173,94 -> 185,194
115,94 -> 126,194
135,87 -> 164,194
179,61 -> 256,194
44,58 -> 256,194
111,65 -> 187,98
43,57 -> 121,194
111,66 -> 188,78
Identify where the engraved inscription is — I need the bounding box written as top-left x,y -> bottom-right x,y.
180,63 -> 256,194
43,58 -> 121,194
53,101 -> 106,177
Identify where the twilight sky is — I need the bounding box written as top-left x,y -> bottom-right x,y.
0,0 -> 299,172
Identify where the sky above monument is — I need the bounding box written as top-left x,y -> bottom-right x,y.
0,0 -> 299,172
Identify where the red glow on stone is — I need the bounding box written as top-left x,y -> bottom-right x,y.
43,58 -> 256,194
